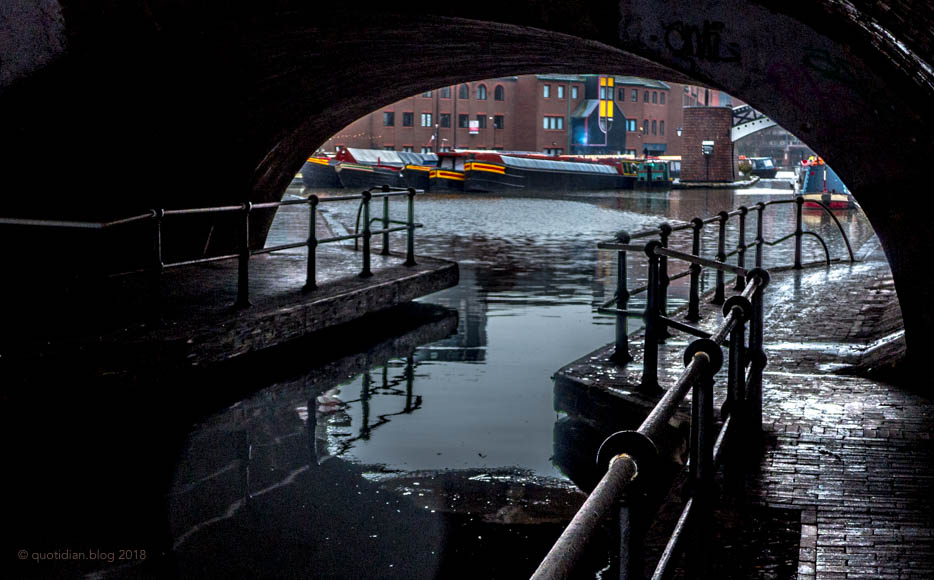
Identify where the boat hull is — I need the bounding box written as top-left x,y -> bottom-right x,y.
429,169 -> 465,192
301,158 -> 342,189
336,163 -> 407,190
463,162 -> 620,193
801,192 -> 857,209
403,165 -> 432,191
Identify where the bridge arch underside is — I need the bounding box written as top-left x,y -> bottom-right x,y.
2,1 -> 932,364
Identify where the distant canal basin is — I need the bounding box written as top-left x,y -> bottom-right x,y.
169,179 -> 876,577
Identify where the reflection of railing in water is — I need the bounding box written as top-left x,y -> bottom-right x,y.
534,244 -> 769,579
0,184 -> 423,312
313,355 -> 421,462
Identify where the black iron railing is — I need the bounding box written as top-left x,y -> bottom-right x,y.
0,185 -> 423,312
533,196 -> 855,579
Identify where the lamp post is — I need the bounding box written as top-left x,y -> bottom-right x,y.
702,140 -> 715,181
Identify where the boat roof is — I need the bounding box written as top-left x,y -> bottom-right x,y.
500,155 -> 618,174
339,148 -> 437,167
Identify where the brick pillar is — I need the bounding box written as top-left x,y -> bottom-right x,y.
680,106 -> 735,182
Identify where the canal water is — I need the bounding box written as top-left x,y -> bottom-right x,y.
169,177 -> 876,578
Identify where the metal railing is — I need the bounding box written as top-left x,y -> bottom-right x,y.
533,195 -> 855,579
0,185 -> 423,312
599,196 -> 854,369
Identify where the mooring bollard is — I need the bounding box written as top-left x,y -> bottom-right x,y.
405,188 -> 417,266
641,240 -> 662,393
304,195 -> 319,291
713,211 -> 728,305
612,230 -> 633,364
755,202 -> 765,268
794,196 -> 804,269
657,222 -> 673,342
734,206 -> 748,290
360,191 -> 373,277
687,217 -> 703,322
235,201 -> 253,308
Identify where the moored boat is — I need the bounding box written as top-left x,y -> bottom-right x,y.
635,159 -> 671,187
332,148 -> 436,190
429,152 -> 467,191
745,156 -> 778,178
301,156 -> 342,189
798,156 -> 856,209
461,152 -> 621,192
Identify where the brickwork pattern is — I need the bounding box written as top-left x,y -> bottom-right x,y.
681,107 -> 735,182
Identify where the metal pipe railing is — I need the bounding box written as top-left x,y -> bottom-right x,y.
0,186 -> 423,311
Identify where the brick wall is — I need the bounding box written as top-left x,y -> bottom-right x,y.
681,106 -> 735,182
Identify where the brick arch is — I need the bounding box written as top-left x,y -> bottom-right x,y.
1,1 -> 932,362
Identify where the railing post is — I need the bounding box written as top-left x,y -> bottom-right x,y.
381,188 -> 391,256
689,352 -> 716,580
151,208 -> 165,325
794,196 -> 804,269
734,206 -> 748,290
360,191 -> 373,277
612,230 -> 633,364
641,241 -> 662,393
712,211 -> 728,305
304,195 -> 319,291
235,202 -> 252,308
618,487 -> 645,580
746,269 -> 770,446
687,217 -> 703,322
405,188 -> 417,266
657,223 -> 672,341
755,202 -> 765,268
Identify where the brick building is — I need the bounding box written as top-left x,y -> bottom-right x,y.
322,74 -> 695,157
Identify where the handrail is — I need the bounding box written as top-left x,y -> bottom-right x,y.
0,185 -> 424,311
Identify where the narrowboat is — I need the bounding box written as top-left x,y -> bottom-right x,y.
798,156 -> 856,209
746,156 -> 778,178
300,156 -> 342,189
635,159 -> 671,188
461,152 -> 621,192
333,148 -> 436,190
559,155 -> 637,189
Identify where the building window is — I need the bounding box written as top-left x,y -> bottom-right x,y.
599,86 -> 606,100
644,91 -> 649,102
421,146 -> 433,153
440,86 -> 451,99
458,114 -> 469,128
571,86 -> 579,99
402,146 -> 413,152
632,89 -> 638,102
402,112 -> 413,127
383,112 -> 394,126
642,120 -> 648,134
543,116 -> 564,130
420,113 -> 432,127
627,119 -> 636,132
422,90 -> 432,98
660,120 -> 665,136
493,115 -> 504,129
544,148 -> 563,156
440,113 -> 451,128
660,92 -> 666,104
557,85 -> 565,99
494,85 -> 505,101
476,115 -> 487,129
477,84 -> 487,100
459,84 -> 469,99
652,92 -> 658,104
651,120 -> 657,135
543,84 -> 551,98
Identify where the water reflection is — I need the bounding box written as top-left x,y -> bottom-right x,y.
169,182 -> 877,577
